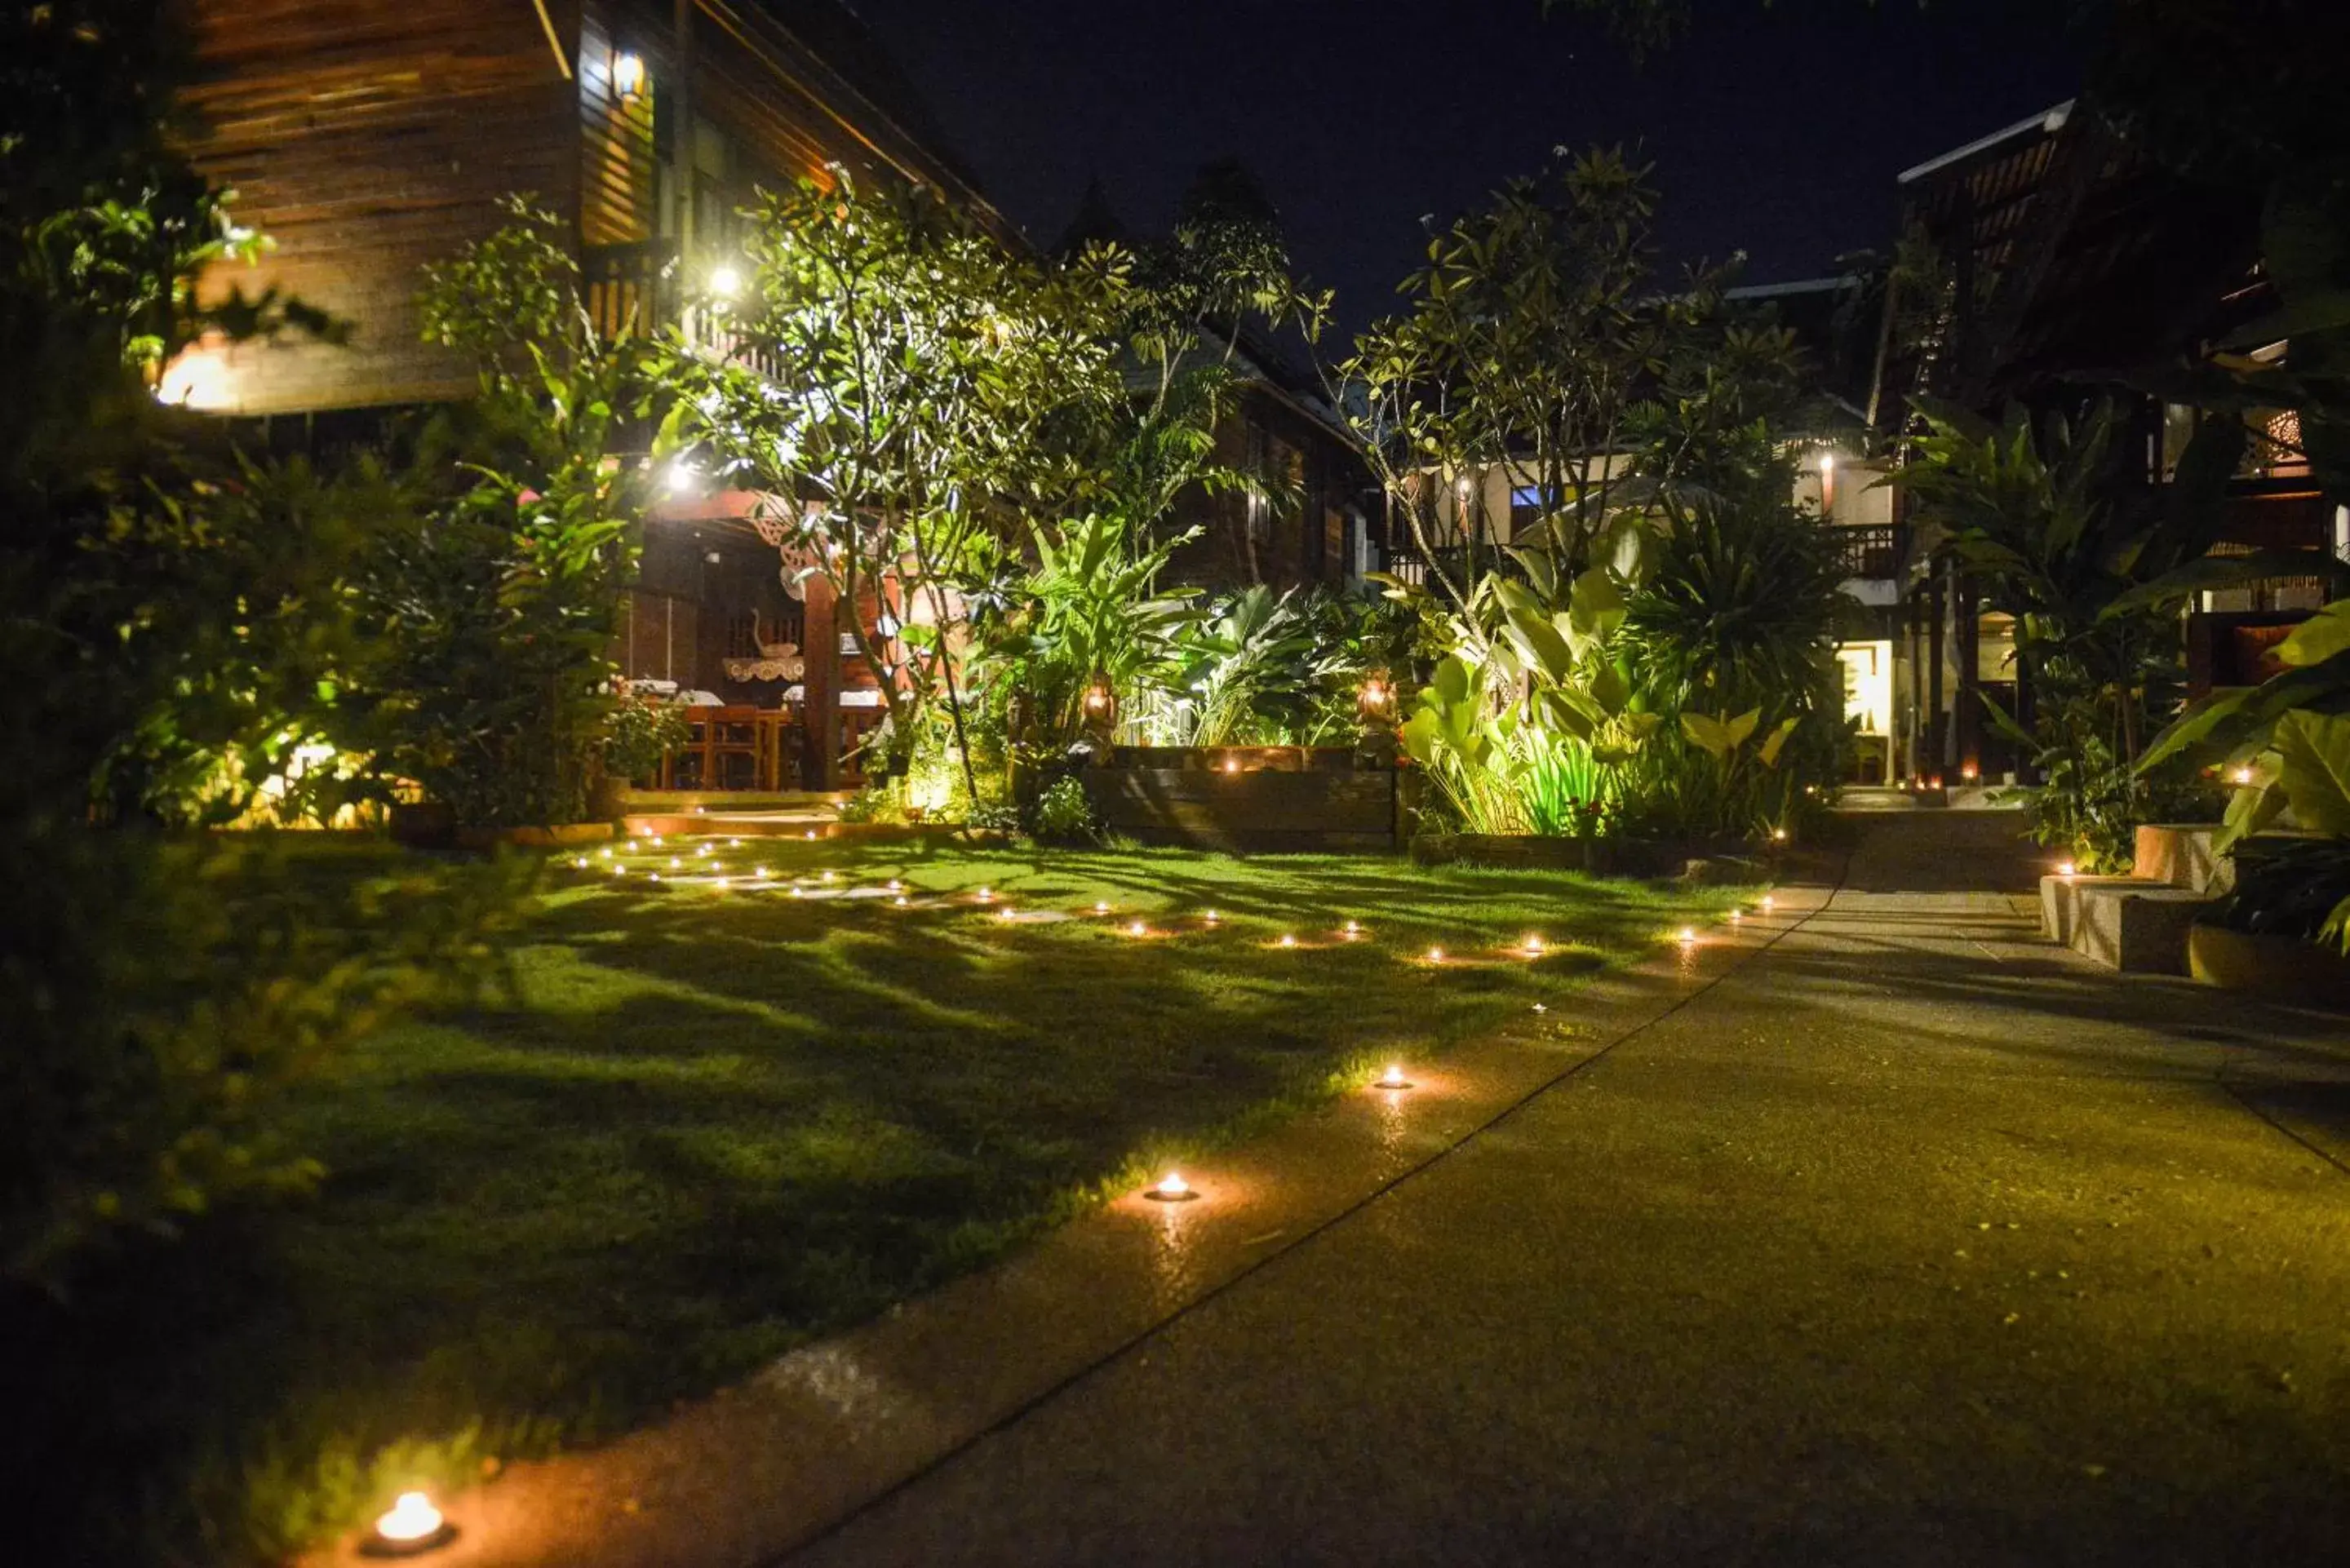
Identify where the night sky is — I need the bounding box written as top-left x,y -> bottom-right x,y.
851,0 -> 2088,333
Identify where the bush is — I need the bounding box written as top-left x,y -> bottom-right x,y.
600,689 -> 691,786
1030,775 -> 1100,844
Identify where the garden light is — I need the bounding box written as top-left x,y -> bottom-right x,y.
887,879 -> 902,892
1962,762 -> 1980,782
648,872 -> 662,883
1204,909 -> 1218,925
805,829 -> 818,840
610,865 -> 626,878
1128,919 -> 1147,937
652,835 -> 664,847
1729,908 -> 1743,923
1223,756 -> 1240,774
1523,934 -> 1544,956
1771,828 -> 1787,842
1342,919 -> 1362,939
2057,861 -> 2077,878
790,886 -> 804,898
1095,900 -> 1111,914
1532,1002 -> 1548,1013
1279,932 -> 1297,948
1146,1171 -> 1197,1203
977,886 -> 993,902
714,878 -> 729,891
1080,673 -> 1119,728
1357,671 -> 1397,726
670,857 -> 681,868
1761,895 -> 1775,911
756,866 -> 769,879
1677,927 -> 1696,945
573,857 -> 588,869
361,1490 -> 454,1557
664,459 -> 698,497
1377,1062 -> 1413,1091
599,847 -> 612,858
1426,946 -> 1444,963
998,906 -> 1017,921
729,838 -> 742,848
894,895 -> 909,907
822,870 -> 836,883
707,264 -> 743,299
611,49 -> 646,100
2231,765 -> 2255,786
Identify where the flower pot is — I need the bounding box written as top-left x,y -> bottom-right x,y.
2187,924 -> 2350,1009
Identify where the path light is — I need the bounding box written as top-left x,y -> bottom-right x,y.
755,866 -> 769,879
805,829 -> 818,840
694,805 -> 707,816
669,857 -> 681,868
886,879 -> 902,892
1962,762 -> 1980,782
1729,908 -> 1743,923
1343,919 -> 1363,940
1761,895 -> 1776,912
1532,1002 -> 1549,1014
714,878 -> 729,892
2230,764 -> 2255,786
651,835 -> 664,848
1677,927 -> 1696,945
729,838 -> 742,848
1204,908 -> 1218,925
697,844 -> 711,857
361,1490 -> 454,1557
573,857 -> 588,869
1771,828 -> 1788,843
790,886 -> 803,898
1126,919 -> 1149,937
1523,933 -> 1545,956
1426,946 -> 1444,964
1080,673 -> 1119,729
1377,1062 -> 1413,1091
998,906 -> 1018,922
599,847 -> 612,859
1223,756 -> 1240,775
976,886 -> 993,903
1356,671 -> 1397,727
822,870 -> 836,884
610,865 -> 626,878
1145,1171 -> 1197,1203
894,895 -> 909,907
1095,900 -> 1111,915
648,872 -> 663,883
2057,860 -> 2077,878
1279,932 -> 1297,948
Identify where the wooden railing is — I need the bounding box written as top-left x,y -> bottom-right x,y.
1831,524 -> 1904,580
581,241 -> 783,383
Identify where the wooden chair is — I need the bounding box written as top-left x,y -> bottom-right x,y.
661,706 -> 717,790
754,710 -> 796,792
707,704 -> 762,791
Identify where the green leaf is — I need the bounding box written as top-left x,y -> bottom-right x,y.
2273,710 -> 2350,836
2277,601 -> 2350,668
1757,714 -> 1799,768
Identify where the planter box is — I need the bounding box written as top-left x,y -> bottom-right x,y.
1083,753 -> 1400,853
2188,924 -> 2350,1008
454,821 -> 615,851
1411,834 -> 1766,882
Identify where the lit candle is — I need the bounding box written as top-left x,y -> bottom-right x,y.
367,1490 -> 452,1552
1146,1171 -> 1195,1202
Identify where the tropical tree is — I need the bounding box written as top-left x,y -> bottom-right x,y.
681,168 -> 1124,800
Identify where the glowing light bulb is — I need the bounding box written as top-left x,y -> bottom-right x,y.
894,895 -> 909,907
1426,946 -> 1444,963
1279,932 -> 1297,948
1377,1062 -> 1412,1091
2057,861 -> 2076,878
1095,901 -> 1111,914
1761,895 -> 1776,911
1343,919 -> 1362,939
998,906 -> 1017,922
370,1490 -> 450,1551
755,866 -> 769,879
1222,757 -> 1239,774
2230,765 -> 2254,786
1523,934 -> 1544,956
1128,919 -> 1147,937
1677,927 -> 1696,945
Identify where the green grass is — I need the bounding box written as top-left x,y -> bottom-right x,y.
21,835 -> 1744,1563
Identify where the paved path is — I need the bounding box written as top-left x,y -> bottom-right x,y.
791,814 -> 2350,1566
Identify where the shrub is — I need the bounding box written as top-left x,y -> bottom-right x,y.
1031,775 -> 1100,844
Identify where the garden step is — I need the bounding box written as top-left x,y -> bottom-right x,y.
2132,823 -> 2232,897
2039,874 -> 2210,974
1838,786 -> 1949,810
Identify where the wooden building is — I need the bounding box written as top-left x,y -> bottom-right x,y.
169,0 -> 1007,786
1860,99 -> 2346,786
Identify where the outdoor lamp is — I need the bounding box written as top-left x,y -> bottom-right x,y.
361,1490 -> 454,1557
1222,756 -> 1240,774
708,264 -> 743,299
611,51 -> 647,101
1357,671 -> 1398,727
1128,919 -> 1147,937
1095,900 -> 1111,914
977,886 -> 993,902
1426,946 -> 1444,963
1760,895 -> 1776,912
894,895 -> 909,907
888,879 -> 902,892
1204,908 -> 1219,924
1343,919 -> 1362,939
1377,1063 -> 1413,1091
1523,934 -> 1545,956
2057,860 -> 2077,878
1961,762 -> 1980,782
998,906 -> 1017,922
648,872 -> 663,883
1677,927 -> 1696,945
1771,827 -> 1788,842
714,878 -> 729,891
1279,932 -> 1298,947
1146,1171 -> 1197,1203
1080,673 -> 1119,729
2230,764 -> 2255,786
822,870 -> 836,883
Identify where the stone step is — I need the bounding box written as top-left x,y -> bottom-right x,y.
2040,873 -> 2211,974
2132,823 -> 2232,897
1837,786 -> 1949,811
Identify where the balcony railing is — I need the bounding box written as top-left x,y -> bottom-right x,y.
1831,524 -> 1904,580
582,241 -> 782,383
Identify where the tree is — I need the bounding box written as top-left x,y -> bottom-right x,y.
682,168 -> 1125,801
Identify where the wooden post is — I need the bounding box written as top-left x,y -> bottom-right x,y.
1955,565 -> 1980,778
1927,569 -> 1945,778
800,578 -> 840,789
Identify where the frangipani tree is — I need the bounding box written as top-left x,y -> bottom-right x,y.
680,168 -> 1125,797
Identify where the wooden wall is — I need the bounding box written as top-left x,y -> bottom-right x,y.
176,1 -> 579,414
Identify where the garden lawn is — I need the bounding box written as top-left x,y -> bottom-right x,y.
33,835 -> 1743,1564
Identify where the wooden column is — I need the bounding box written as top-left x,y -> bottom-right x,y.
800,578 -> 839,790
1954,565 -> 1980,778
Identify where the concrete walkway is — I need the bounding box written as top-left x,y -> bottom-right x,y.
787,814 -> 2350,1566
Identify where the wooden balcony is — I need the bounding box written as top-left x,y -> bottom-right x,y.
582,241 -> 783,383
1831,524 -> 1905,580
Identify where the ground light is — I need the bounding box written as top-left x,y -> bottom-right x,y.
887,879 -> 902,892
1095,901 -> 1111,914
2231,765 -> 2255,786
1128,919 -> 1147,937
1145,1171 -> 1198,1203
1729,908 -> 1743,923
822,870 -> 836,884
1203,908 -> 1219,925
2057,860 -> 2077,878
1279,932 -> 1297,947
1343,919 -> 1362,939
755,866 -> 769,879
360,1490 -> 454,1557
1678,927 -> 1696,945
1376,1062 -> 1413,1091
1771,828 -> 1788,843
894,895 -> 909,907
1426,946 -> 1444,963
1523,933 -> 1544,956
1532,1002 -> 1549,1014
998,906 -> 1017,922
713,878 -> 729,892
1761,895 -> 1776,912
976,886 -> 993,903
